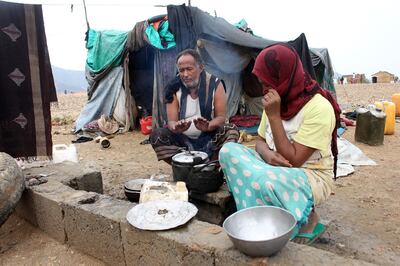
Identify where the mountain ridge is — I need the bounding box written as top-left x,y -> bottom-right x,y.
52,66 -> 87,93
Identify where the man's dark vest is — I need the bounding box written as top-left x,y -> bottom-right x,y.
178,71 -> 221,121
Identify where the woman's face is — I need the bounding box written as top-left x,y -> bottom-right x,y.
258,78 -> 273,95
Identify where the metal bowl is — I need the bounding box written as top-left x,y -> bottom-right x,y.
124,189 -> 140,202
124,179 -> 147,191
223,206 -> 296,257
124,179 -> 147,202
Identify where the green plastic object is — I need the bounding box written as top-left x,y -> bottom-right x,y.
145,21 -> 176,49
355,106 -> 386,146
86,29 -> 128,73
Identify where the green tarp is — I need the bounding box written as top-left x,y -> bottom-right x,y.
86,29 -> 128,73
145,21 -> 176,49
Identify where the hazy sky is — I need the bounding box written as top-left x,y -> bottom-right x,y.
9,0 -> 400,77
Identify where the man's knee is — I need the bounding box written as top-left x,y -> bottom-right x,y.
217,123 -> 240,143
150,127 -> 173,146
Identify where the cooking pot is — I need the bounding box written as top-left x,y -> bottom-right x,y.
124,179 -> 147,202
188,161 -> 224,193
171,151 -> 223,193
171,151 -> 209,182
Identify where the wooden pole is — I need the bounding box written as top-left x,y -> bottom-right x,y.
82,0 -> 90,30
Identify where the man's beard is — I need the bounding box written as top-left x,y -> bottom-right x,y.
182,80 -> 199,90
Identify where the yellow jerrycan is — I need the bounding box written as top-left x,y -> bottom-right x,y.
374,101 -> 395,135
391,93 -> 400,116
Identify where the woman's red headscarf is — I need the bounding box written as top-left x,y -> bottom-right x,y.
252,43 -> 341,178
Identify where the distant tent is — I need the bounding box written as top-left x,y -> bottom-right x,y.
75,4 -> 336,132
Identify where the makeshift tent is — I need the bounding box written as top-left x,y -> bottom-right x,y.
75,4 -> 336,132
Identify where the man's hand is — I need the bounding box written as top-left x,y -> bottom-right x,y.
265,150 -> 292,167
262,89 -> 281,120
193,117 -> 210,132
171,120 -> 192,134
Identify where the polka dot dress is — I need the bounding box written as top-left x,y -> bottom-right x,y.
219,142 -> 314,227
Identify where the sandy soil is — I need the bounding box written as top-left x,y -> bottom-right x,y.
1,83 -> 400,265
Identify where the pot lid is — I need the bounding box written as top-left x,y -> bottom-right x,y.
172,151 -> 208,164
124,178 -> 148,191
126,199 -> 198,230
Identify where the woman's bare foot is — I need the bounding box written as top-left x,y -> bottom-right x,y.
292,209 -> 319,244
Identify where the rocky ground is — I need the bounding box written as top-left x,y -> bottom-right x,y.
1,83 -> 400,265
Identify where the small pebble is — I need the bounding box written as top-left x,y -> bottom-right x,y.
37,176 -> 48,184
337,243 -> 345,248
28,178 -> 40,186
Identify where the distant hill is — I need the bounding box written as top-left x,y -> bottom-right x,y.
52,66 -> 87,93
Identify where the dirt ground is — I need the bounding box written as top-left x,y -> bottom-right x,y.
1,83 -> 400,265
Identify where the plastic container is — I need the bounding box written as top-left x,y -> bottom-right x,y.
391,93 -> 400,116
139,180 -> 188,203
140,116 -> 153,135
355,106 -> 386,146
374,101 -> 395,135
52,144 -> 78,163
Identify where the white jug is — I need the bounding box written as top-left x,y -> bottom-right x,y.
52,144 -> 78,163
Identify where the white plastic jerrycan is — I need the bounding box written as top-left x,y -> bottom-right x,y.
52,144 -> 78,163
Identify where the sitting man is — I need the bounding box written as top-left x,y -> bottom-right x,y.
150,49 -> 239,163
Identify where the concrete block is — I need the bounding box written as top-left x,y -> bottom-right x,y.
215,241 -> 375,266
190,184 -> 232,208
63,195 -> 132,266
23,161 -> 103,193
214,249 -> 255,266
121,219 -> 234,266
17,181 -> 73,242
267,243 -> 375,265
15,189 -> 38,226
189,185 -> 236,225
190,198 -> 224,225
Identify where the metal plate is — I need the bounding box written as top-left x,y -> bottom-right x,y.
126,200 -> 198,230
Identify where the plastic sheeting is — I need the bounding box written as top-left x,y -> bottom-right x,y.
75,67 -> 124,132
166,5 -> 331,120
336,138 -> 377,177
152,48 -> 179,128
310,48 -> 335,96
86,29 -> 128,73
144,21 -> 176,49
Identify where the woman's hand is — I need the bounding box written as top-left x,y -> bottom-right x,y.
265,150 -> 292,167
262,89 -> 281,120
255,137 -> 292,167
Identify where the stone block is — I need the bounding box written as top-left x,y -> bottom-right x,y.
215,241 -> 375,266
14,189 -> 38,226
190,184 -> 232,208
121,219 -> 234,266
190,184 -> 236,225
0,152 -> 25,226
63,195 -> 132,266
23,161 -> 103,193
22,181 -> 88,243
190,198 -> 224,225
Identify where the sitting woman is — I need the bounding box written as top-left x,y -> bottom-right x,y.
219,44 -> 340,244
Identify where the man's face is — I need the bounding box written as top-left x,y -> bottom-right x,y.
177,54 -> 203,89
